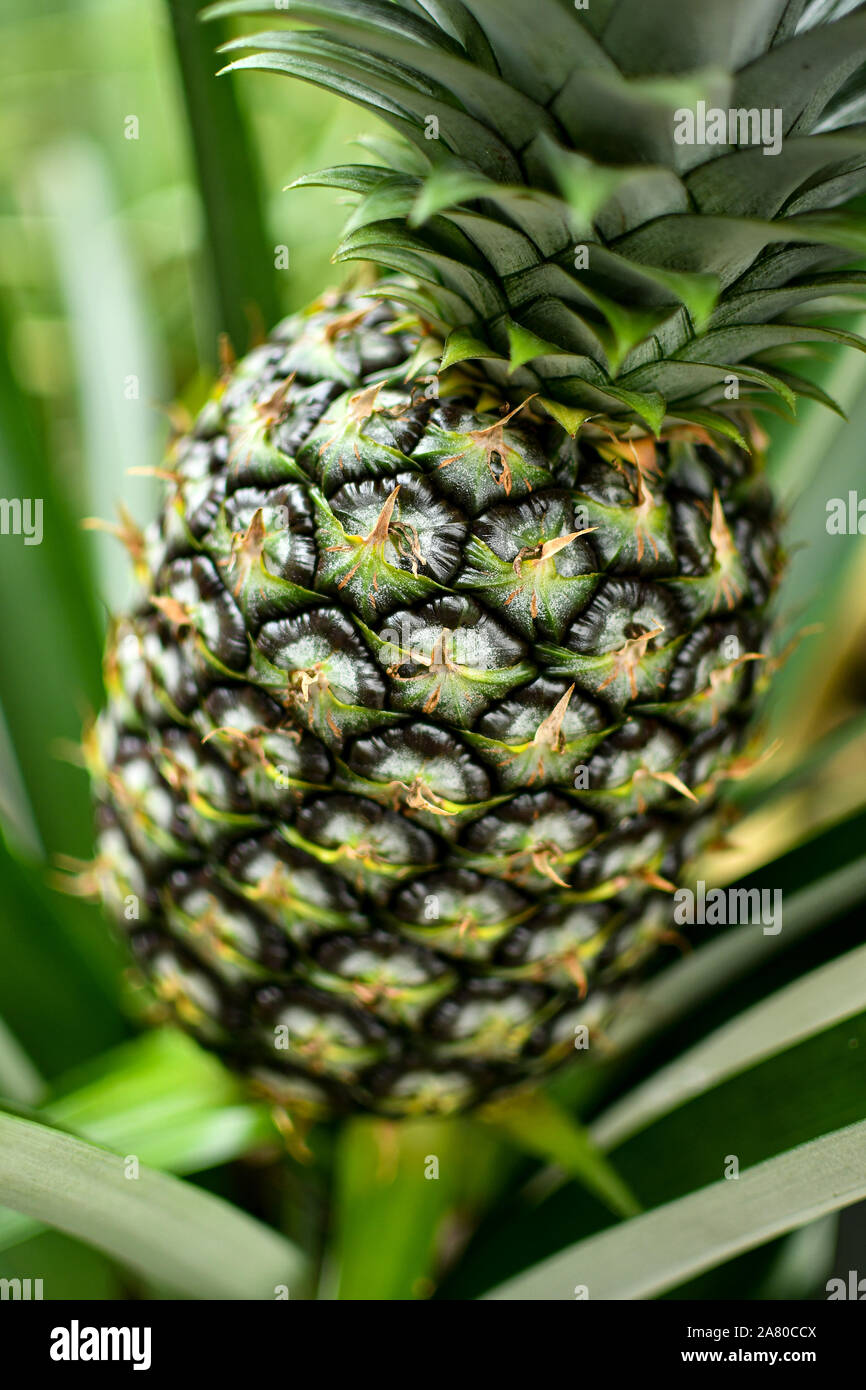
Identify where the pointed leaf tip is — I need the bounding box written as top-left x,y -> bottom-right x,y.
440,326 -> 503,371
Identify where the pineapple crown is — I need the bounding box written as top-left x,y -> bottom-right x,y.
204,0 -> 866,441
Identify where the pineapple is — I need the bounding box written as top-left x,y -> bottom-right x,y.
87,0 -> 866,1118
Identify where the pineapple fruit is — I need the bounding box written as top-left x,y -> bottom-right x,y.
86,0 -> 866,1117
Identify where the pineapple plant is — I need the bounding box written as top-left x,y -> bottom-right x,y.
2,0 -> 866,1312
80,0 -> 866,1131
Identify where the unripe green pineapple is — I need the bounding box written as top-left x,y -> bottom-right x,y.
86,0 -> 866,1117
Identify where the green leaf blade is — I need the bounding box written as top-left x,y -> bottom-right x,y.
485,1119 -> 866,1300
0,1110 -> 304,1300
